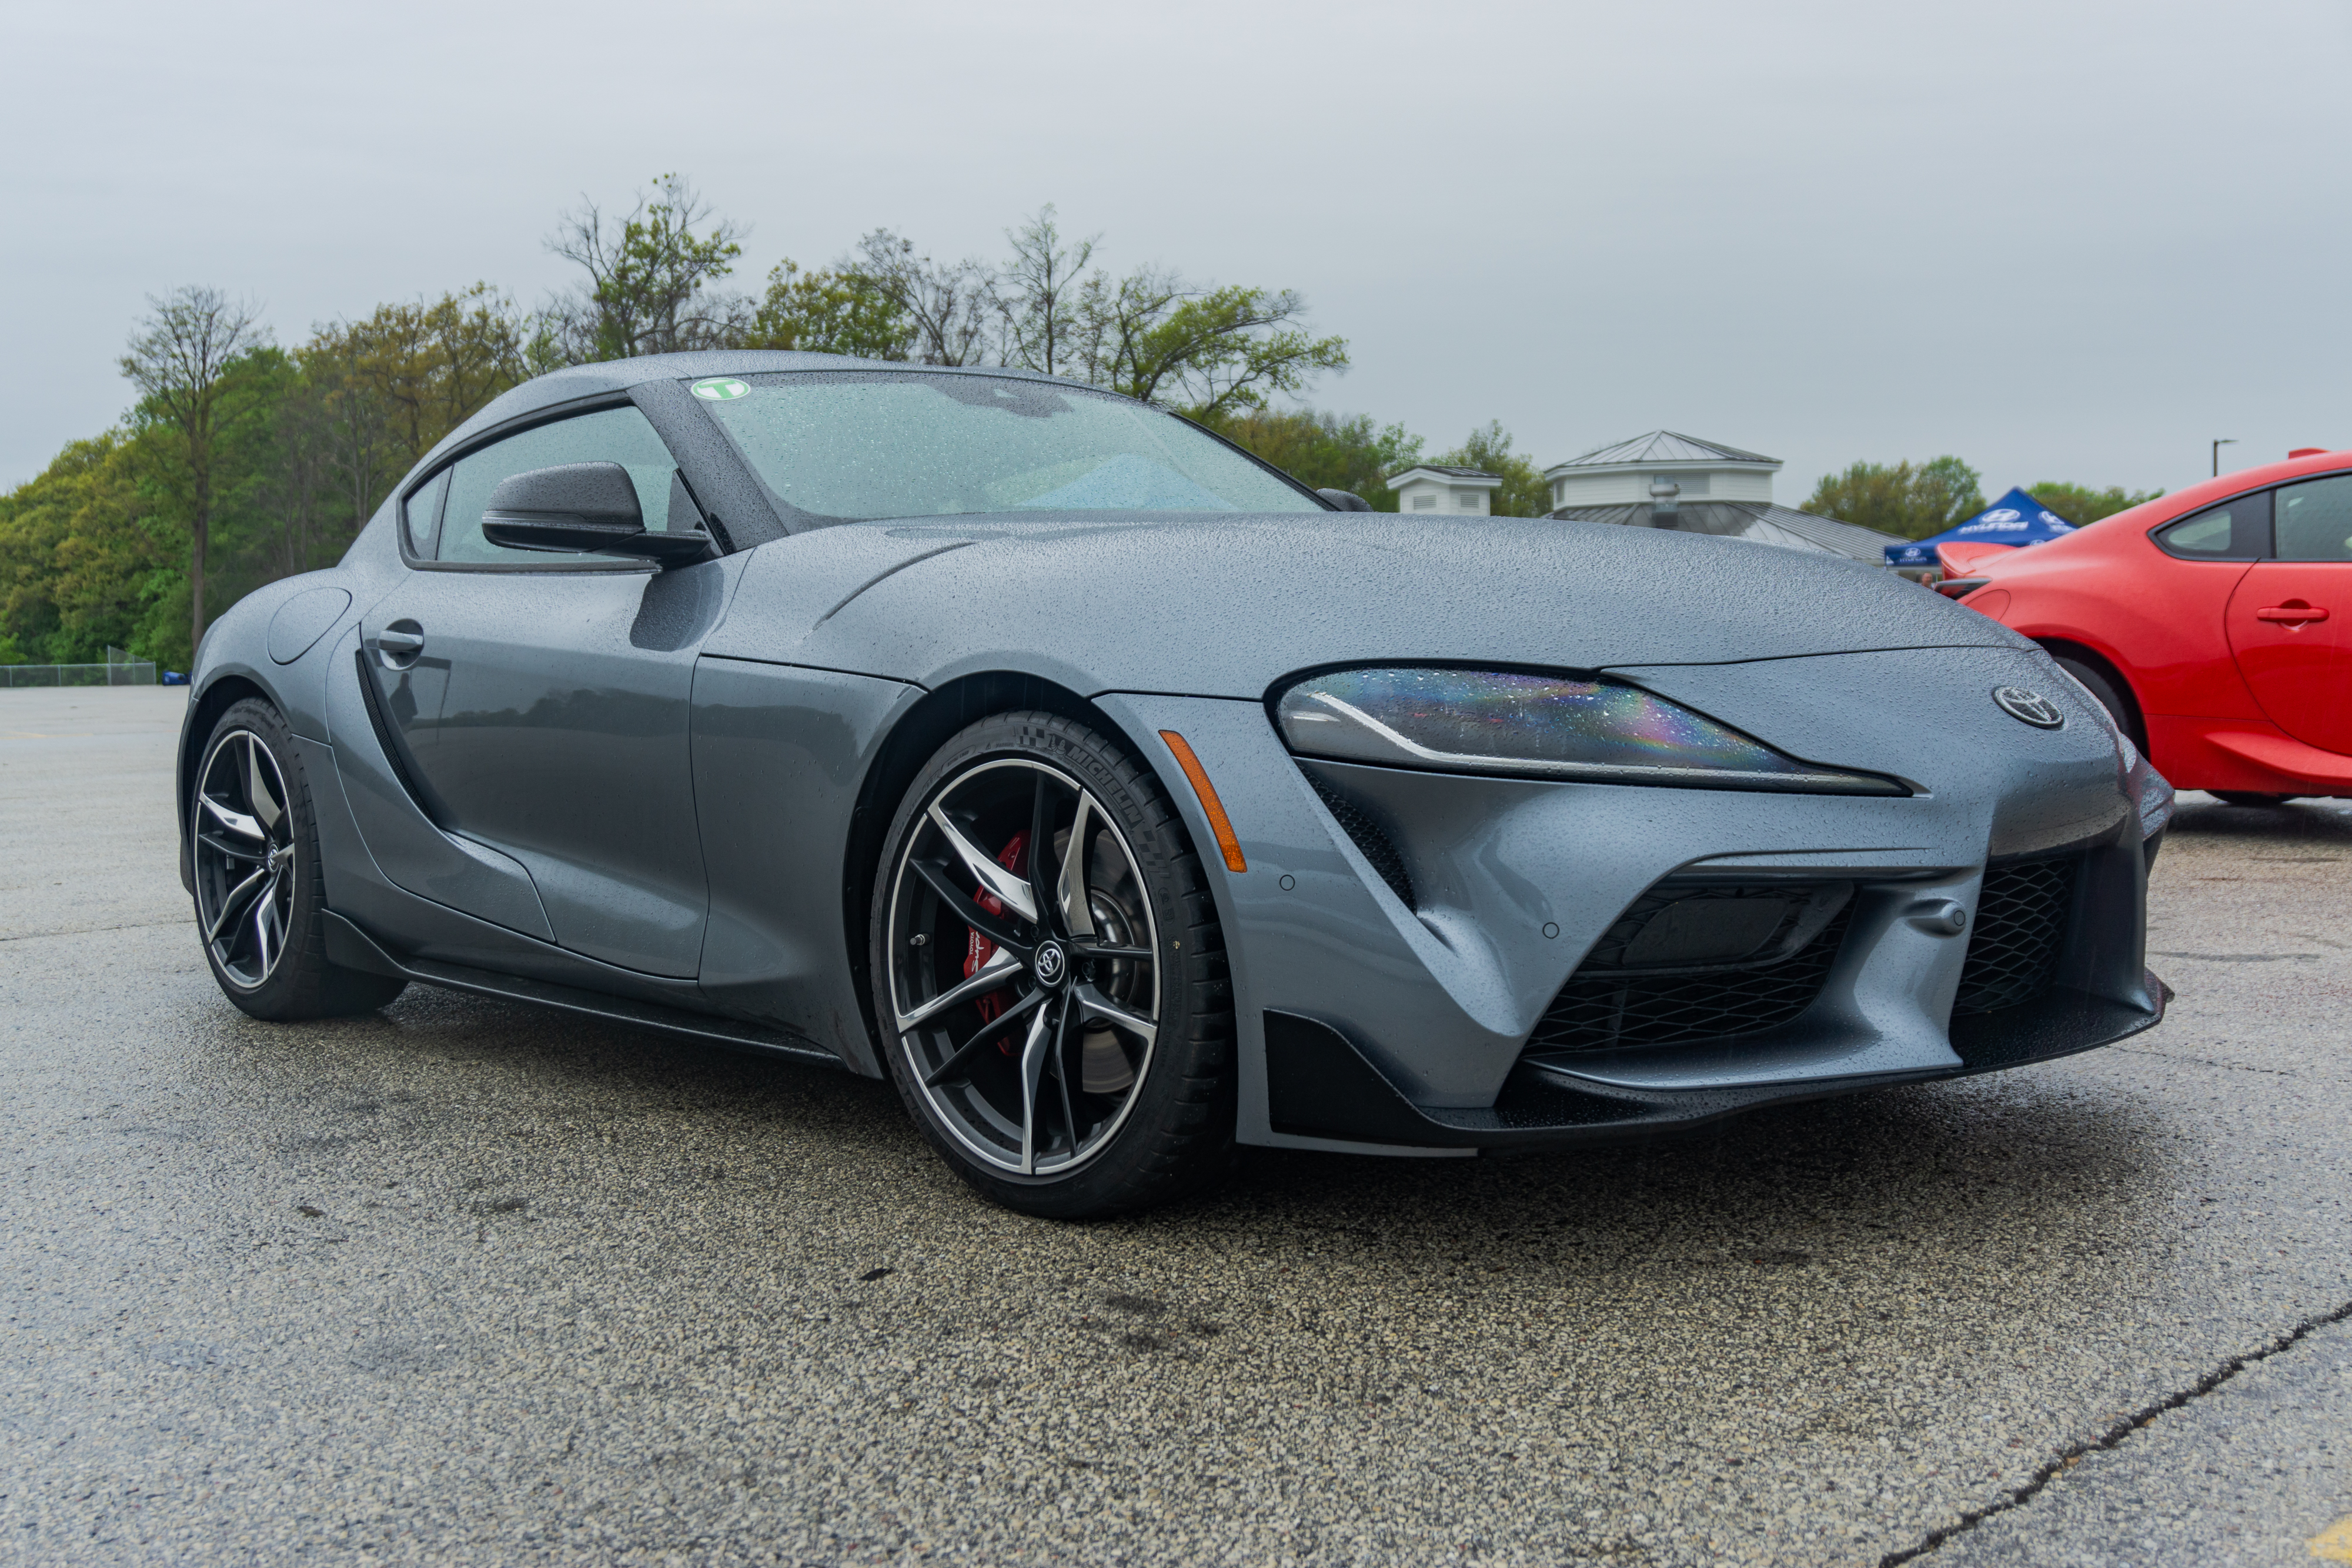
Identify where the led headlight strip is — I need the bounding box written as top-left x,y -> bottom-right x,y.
1274,667 -> 1906,796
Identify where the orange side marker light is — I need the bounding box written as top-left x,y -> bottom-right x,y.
1159,730 -> 1248,873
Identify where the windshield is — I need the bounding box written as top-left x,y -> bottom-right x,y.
694,370 -> 1324,521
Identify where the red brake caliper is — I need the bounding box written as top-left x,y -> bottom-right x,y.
964,830 -> 1028,1044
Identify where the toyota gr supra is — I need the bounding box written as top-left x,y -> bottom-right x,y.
178,352 -> 2175,1216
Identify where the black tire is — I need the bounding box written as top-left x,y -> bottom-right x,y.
191,697 -> 407,1021
2213,791 -> 2301,807
2050,654 -> 2146,752
868,711 -> 1234,1219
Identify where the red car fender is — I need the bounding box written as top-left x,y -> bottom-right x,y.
1948,453 -> 2352,790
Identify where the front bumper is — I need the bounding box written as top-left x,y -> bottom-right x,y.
1097,644 -> 2165,1156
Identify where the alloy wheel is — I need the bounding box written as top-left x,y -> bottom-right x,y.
193,728 -> 298,990
884,757 -> 1161,1178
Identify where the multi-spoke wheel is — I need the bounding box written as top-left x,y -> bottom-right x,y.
191,698 -> 406,1020
873,711 -> 1234,1218
195,724 -> 298,989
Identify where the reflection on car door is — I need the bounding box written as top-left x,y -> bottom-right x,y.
360,403 -> 726,977
2226,474 -> 2352,755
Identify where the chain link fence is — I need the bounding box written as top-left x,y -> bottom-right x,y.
0,647 -> 161,688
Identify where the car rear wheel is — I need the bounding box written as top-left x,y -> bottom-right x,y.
2213,791 -> 2301,807
192,698 -> 408,1020
870,711 -> 1234,1219
2050,654 -> 2146,752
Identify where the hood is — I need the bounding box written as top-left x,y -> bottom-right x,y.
703,511 -> 2027,699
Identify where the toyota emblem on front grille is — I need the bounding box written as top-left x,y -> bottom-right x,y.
1993,686 -> 2064,728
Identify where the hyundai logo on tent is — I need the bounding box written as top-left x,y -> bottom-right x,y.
1884,487 -> 2079,567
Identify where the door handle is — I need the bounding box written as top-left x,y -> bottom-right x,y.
2255,601 -> 2329,626
375,622 -> 425,670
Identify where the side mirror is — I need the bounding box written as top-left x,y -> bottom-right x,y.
1318,488 -> 1374,513
480,462 -> 714,563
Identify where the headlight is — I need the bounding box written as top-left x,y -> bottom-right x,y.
1274,667 -> 1906,795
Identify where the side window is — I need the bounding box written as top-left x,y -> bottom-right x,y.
2154,491 -> 2269,560
2274,474 -> 2352,563
402,470 -> 446,557
436,405 -> 683,564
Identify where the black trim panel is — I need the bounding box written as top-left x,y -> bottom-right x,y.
1262,976 -> 2166,1152
322,911 -> 838,1066
352,648 -> 443,824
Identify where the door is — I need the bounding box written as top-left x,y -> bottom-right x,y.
360,403 -> 726,977
2226,473 -> 2352,754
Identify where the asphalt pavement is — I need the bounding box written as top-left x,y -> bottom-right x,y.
3,686 -> 2348,1566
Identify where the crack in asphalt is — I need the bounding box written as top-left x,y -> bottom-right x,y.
2109,1046 -> 2297,1076
1879,1296 -> 2352,1565
0,920 -> 183,944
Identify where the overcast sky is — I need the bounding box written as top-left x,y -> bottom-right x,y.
4,0 -> 2346,503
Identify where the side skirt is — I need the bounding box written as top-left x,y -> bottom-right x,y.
322,911 -> 840,1069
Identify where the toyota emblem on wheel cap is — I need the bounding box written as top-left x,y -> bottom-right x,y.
1034,941 -> 1067,986
1993,686 -> 2064,728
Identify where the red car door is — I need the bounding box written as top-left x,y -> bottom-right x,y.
2225,473 -> 2352,754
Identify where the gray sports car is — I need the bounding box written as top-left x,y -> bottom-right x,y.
179,352 -> 2174,1216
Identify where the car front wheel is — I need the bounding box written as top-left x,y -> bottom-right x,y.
870,711 -> 1234,1218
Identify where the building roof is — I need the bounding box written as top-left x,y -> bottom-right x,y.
1387,464 -> 1501,488
1547,501 -> 1906,565
1547,430 -> 1781,472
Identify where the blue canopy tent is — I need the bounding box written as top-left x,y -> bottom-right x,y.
1884,487 -> 2079,568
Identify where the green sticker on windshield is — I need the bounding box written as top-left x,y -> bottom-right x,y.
691,377 -> 750,401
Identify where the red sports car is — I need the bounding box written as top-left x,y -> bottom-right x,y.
1942,450 -> 2352,805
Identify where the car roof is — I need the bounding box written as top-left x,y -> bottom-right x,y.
455,350 -> 1094,440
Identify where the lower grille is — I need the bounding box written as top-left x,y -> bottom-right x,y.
1955,856 -> 2078,1014
1526,895 -> 1853,1055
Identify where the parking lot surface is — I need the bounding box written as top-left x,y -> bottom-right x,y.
4,687 -> 2348,1566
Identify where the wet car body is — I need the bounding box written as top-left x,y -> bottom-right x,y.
178,350 -> 2172,1187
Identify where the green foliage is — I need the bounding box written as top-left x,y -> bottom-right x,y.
5,287 -> 532,672
2028,482 -> 2164,526
1072,273 -> 1348,422
545,175 -> 749,362
1803,456 -> 1986,540
119,285 -> 270,651
6,185 -> 1367,674
744,261 -> 916,360
0,432 -> 182,666
1437,422 -> 1551,518
1207,409 -> 1422,509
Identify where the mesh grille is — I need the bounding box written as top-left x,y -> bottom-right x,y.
1527,901 -> 1852,1054
1955,856 -> 2077,1015
1302,770 -> 1416,909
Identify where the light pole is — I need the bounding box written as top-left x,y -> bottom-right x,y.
2213,439 -> 2237,477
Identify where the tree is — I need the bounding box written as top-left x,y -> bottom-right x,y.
1072,271 -> 1348,421
0,432 -> 185,668
544,174 -> 749,362
1207,408 -> 1422,509
2029,481 -> 2163,526
997,205 -> 1096,376
846,229 -> 995,366
1803,456 -> 1986,540
272,285 -> 532,577
743,261 -> 916,360
119,286 -> 268,654
1438,421 -> 1550,517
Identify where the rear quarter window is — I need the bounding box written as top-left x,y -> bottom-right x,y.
2153,492 -> 2269,560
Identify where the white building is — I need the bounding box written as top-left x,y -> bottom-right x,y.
1543,430 -> 1779,511
1387,464 -> 1501,516
1541,430 -> 1903,565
